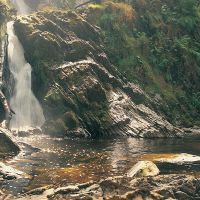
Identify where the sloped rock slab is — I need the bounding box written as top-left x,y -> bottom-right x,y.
0,127 -> 20,158
0,162 -> 25,180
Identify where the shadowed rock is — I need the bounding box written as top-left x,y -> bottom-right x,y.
0,127 -> 20,158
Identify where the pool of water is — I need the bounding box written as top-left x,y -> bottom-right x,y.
1,135 -> 200,195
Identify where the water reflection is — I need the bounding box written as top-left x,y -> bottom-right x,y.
2,135 -> 200,195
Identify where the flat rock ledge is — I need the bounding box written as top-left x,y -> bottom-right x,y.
155,153 -> 200,164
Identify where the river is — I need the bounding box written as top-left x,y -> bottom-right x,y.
1,135 -> 200,195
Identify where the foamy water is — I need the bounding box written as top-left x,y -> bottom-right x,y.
7,21 -> 45,131
11,0 -> 31,15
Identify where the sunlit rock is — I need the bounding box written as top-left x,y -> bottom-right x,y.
156,153 -> 200,164
127,161 -> 160,177
54,185 -> 79,194
0,162 -> 25,180
27,186 -> 52,195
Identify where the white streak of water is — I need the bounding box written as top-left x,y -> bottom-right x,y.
7,21 -> 45,131
11,0 -> 31,15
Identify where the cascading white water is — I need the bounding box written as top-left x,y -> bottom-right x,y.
11,0 -> 31,15
7,21 -> 45,131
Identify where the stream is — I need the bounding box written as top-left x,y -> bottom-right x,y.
1,0 -> 200,198
1,134 -> 200,196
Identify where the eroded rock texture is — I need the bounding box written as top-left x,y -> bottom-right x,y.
8,174 -> 200,200
12,10 -> 190,138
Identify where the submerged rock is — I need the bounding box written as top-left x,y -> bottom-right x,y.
127,161 -> 160,177
17,128 -> 43,137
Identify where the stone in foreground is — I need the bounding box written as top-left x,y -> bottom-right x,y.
127,161 -> 160,177
9,174 -> 200,200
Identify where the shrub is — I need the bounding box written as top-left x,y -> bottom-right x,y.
192,93 -> 200,111
102,1 -> 135,22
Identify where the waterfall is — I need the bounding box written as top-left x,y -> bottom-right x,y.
7,21 -> 45,131
11,0 -> 31,15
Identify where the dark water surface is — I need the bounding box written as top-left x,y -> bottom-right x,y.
2,135 -> 200,195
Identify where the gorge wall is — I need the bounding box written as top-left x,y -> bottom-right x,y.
0,0 -> 199,138
12,10 -> 185,138
0,0 -> 11,123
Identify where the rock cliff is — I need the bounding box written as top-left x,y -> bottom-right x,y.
12,10 -> 186,138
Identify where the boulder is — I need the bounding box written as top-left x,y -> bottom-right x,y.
127,161 -> 160,178
0,127 -> 20,157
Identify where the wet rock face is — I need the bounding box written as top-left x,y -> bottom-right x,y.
0,1 -> 9,25
0,1 -> 10,123
13,10 -> 187,138
0,102 -> 5,123
0,128 -> 20,158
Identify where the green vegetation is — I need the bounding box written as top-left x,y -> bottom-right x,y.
85,0 -> 200,126
8,0 -> 200,130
